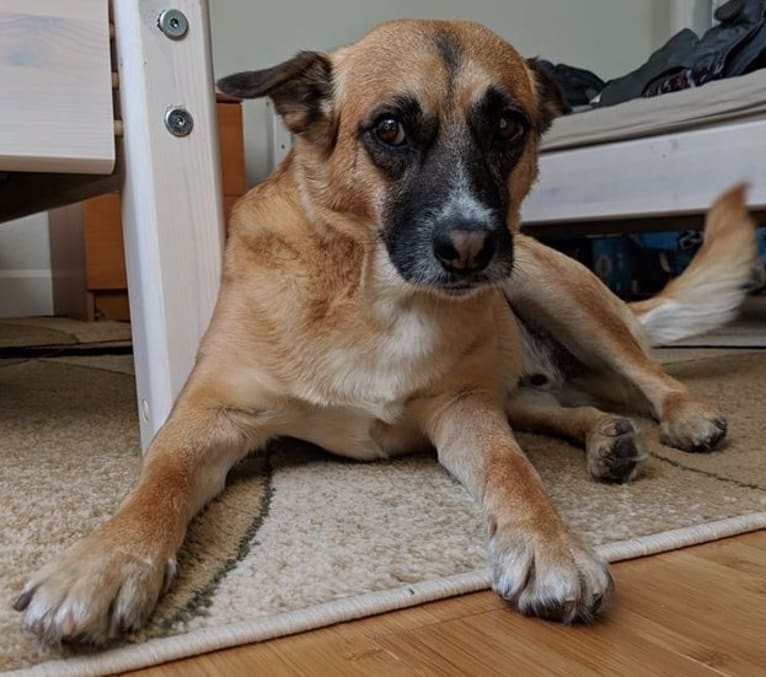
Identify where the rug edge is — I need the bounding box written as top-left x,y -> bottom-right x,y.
8,512 -> 766,677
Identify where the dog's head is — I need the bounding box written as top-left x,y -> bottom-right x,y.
218,20 -> 566,297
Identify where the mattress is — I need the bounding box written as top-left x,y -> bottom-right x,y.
541,69 -> 766,152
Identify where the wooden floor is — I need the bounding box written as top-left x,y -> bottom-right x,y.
129,531 -> 766,677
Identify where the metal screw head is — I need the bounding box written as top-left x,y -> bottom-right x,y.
164,107 -> 194,137
158,8 -> 188,39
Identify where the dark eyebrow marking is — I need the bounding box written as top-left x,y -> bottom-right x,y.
359,94 -> 424,133
433,32 -> 462,86
482,86 -> 512,113
467,85 -> 531,154
478,86 -> 530,122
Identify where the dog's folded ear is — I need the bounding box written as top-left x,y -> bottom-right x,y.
217,51 -> 333,138
526,59 -> 570,133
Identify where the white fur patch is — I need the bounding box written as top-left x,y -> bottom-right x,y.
437,162 -> 494,225
316,303 -> 438,420
638,280 -> 747,346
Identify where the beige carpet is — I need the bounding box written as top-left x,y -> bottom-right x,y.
1,343 -> 765,675
0,317 -> 131,350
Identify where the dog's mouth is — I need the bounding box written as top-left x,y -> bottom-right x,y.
422,264 -> 514,298
440,283 -> 476,296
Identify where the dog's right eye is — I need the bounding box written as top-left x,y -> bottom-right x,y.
374,117 -> 406,146
496,111 -> 527,143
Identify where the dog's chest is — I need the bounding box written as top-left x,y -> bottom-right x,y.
300,304 -> 449,420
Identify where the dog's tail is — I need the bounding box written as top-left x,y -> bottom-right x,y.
629,184 -> 757,347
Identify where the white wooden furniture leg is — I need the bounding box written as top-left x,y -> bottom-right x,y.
112,0 -> 225,449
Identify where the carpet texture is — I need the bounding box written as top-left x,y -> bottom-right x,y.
1,344 -> 765,675
0,318 -> 130,350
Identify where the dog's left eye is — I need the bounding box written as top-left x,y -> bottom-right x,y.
497,112 -> 526,142
374,117 -> 407,146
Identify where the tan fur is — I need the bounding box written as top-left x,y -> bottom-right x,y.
505,185 -> 755,469
630,185 -> 756,344
505,232 -> 732,463
632,185 -> 754,316
17,20 -> 750,642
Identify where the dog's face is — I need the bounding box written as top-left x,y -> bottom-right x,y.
219,20 -> 566,297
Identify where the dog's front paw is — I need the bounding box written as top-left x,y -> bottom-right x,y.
660,397 -> 727,453
14,531 -> 175,645
490,526 -> 612,624
586,417 -> 646,483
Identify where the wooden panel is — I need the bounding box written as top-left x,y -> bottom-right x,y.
0,0 -> 115,174
522,119 -> 766,225
82,192 -> 126,289
92,291 -> 130,321
223,195 -> 239,224
217,102 -> 246,196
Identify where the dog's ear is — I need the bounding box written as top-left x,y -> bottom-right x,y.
217,51 -> 333,138
526,59 -> 569,133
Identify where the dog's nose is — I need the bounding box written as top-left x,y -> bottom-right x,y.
433,227 -> 496,274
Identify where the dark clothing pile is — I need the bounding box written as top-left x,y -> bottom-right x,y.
543,0 -> 766,111
537,61 -> 605,111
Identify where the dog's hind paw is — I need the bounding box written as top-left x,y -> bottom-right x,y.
660,397 -> 727,453
586,417 -> 646,483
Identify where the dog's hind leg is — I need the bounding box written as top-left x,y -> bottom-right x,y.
506,389 -> 646,483
14,358 -> 280,645
508,233 -> 728,453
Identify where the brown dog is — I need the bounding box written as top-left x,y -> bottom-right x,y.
16,20 -> 756,643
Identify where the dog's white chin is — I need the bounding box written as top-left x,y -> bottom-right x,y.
372,247 -> 504,302
424,282 -> 496,300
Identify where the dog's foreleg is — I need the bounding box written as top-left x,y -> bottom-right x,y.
411,387 -> 612,622
506,389 -> 646,483
509,233 -> 727,452
15,368 -> 274,644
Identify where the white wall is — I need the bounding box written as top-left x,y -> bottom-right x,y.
210,0 -> 674,184
659,0 -> 714,38
0,212 -> 52,317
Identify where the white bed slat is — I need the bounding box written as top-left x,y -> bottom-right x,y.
523,118 -> 766,224
0,0 -> 114,174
